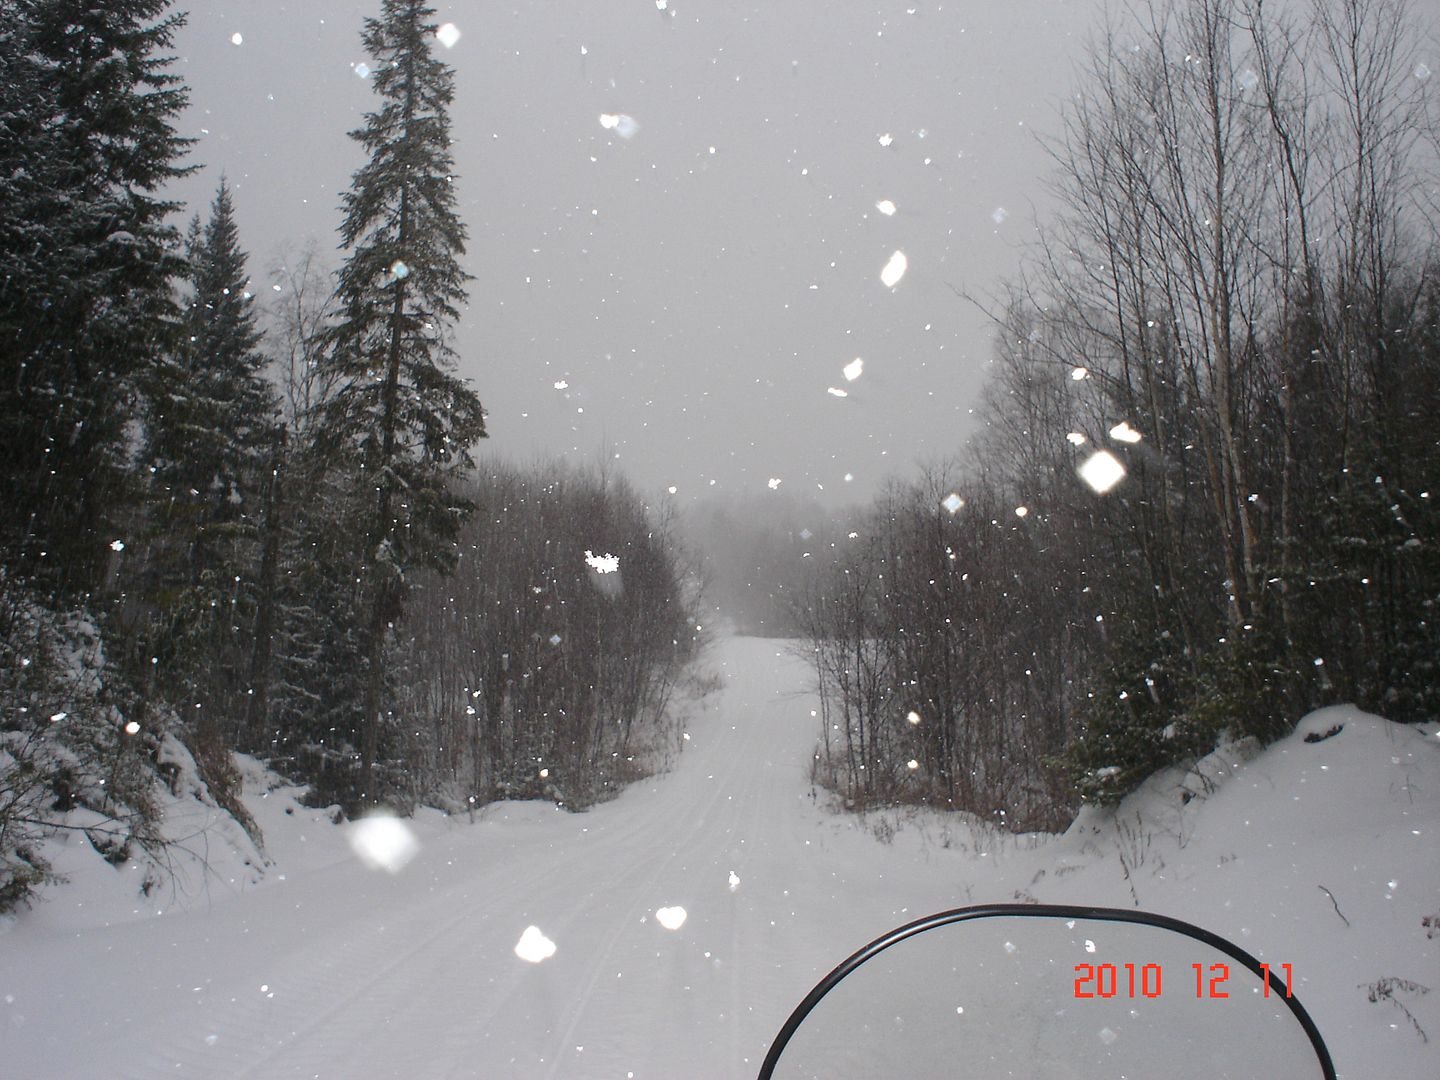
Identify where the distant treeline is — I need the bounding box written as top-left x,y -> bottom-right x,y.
799,0 -> 1439,830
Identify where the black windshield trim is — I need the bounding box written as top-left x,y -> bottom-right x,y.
757,902 -> 1338,1080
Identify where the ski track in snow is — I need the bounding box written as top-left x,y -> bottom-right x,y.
8,639 -> 977,1079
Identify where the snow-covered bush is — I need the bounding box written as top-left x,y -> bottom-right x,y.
0,577 -> 165,911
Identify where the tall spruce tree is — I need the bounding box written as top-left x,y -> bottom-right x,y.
0,0 -> 191,598
317,0 -> 487,805
138,179 -> 278,746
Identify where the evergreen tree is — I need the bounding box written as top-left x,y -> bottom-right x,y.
0,0 -> 191,598
136,179 -> 278,748
316,0 -> 487,805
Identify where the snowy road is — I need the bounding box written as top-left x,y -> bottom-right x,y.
8,638 -> 1440,1077
5,637 -> 978,1079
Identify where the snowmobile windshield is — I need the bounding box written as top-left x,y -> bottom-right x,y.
760,904 -> 1336,1079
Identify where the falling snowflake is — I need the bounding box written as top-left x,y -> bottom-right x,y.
1109,421 -> 1143,443
554,380 -> 569,389
599,113 -> 640,139
827,387 -> 849,398
843,358 -> 864,381
436,22 -> 461,48
878,132 -> 894,147
549,633 -> 563,646
348,813 -> 420,874
1416,63 -> 1431,80
991,207 -> 1009,224
941,493 -> 964,514
514,925 -> 557,963
875,199 -> 897,216
230,32 -> 243,46
1071,366 -> 1089,381
584,550 -> 620,574
110,539 -> 126,552
768,478 -> 783,490
1079,450 -> 1126,494
880,250 -> 908,288
1066,432 -> 1087,446
655,906 -> 687,930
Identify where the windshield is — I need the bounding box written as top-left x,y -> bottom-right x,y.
761,906 -> 1337,1079
1,1 -> 1436,1078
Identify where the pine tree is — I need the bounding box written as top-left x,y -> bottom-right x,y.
136,179 -> 278,748
316,0 -> 487,805
0,0 -> 191,598
145,180 -> 276,589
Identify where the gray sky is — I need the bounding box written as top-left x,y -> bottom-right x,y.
170,0 -> 1102,510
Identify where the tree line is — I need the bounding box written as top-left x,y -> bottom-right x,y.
0,0 -> 697,911
800,0 -> 1438,829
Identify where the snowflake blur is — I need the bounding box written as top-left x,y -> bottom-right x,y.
347,812 -> 420,874
880,250 -> 908,288
655,906 -> 688,930
599,113 -> 640,139
514,925 -> 557,963
1108,421 -> 1143,444
584,550 -> 620,574
1078,450 -> 1126,494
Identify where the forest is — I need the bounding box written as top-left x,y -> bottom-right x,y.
1,0 -> 1436,914
797,0 -> 1439,830
0,0 -> 698,911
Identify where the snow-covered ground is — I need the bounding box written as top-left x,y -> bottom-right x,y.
3,636 -> 1437,1078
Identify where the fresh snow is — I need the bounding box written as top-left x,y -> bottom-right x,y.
3,637 -> 1437,1078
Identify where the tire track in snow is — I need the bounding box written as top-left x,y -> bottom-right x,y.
536,684 -> 761,1080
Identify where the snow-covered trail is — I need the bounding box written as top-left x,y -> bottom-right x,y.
8,638 -> 1440,1077
4,637 -> 982,1079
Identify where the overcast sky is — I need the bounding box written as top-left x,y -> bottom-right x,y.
169,0 -> 1103,510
